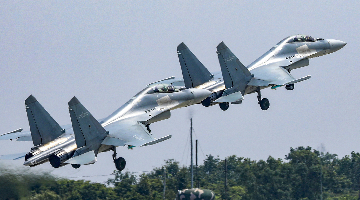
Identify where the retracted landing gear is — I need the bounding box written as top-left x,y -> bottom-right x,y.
285,84 -> 294,90
219,102 -> 229,111
71,164 -> 80,169
145,124 -> 151,133
257,88 -> 270,110
112,147 -> 126,171
201,97 -> 211,107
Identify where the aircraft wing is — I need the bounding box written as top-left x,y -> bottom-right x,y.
102,118 -> 172,147
249,64 -> 311,87
0,129 -> 32,141
250,63 -> 295,86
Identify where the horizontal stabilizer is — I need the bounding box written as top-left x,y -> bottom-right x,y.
25,95 -> 64,146
68,97 -> 108,149
177,43 -> 213,88
286,75 -> 311,85
66,150 -> 96,165
0,129 -> 32,141
0,152 -> 27,160
214,91 -> 243,103
16,136 -> 32,141
141,135 -> 172,147
216,42 -> 252,92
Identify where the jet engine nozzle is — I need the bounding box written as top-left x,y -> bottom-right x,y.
25,146 -> 42,161
49,144 -> 77,168
49,149 -> 76,168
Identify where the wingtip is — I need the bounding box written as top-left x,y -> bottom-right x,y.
25,95 -> 37,105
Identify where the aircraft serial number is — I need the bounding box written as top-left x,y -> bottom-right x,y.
286,55 -> 295,59
145,108 -> 156,113
145,107 -> 165,113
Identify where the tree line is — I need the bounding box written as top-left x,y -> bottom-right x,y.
2,146 -> 360,199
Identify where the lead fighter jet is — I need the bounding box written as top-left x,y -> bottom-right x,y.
177,35 -> 346,110
0,77 -> 210,170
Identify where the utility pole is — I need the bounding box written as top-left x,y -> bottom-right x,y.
163,167 -> 166,200
196,139 -> 199,188
190,118 -> 193,188
225,159 -> 228,197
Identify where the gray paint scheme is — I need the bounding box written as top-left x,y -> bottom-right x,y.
178,35 -> 346,109
177,43 -> 213,88
25,95 -> 64,146
0,78 -> 211,169
216,41 -> 252,97
68,96 -> 108,153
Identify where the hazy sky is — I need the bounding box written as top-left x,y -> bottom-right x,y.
1,1 -> 359,183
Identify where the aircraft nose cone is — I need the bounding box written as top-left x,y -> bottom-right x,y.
328,39 -> 346,52
189,88 -> 211,103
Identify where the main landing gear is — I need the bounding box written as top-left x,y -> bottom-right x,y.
219,102 -> 229,111
112,147 -> 126,171
257,88 -> 270,110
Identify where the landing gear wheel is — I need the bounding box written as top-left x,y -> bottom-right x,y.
71,164 -> 81,169
219,102 -> 229,111
201,97 -> 211,107
285,84 -> 294,90
256,87 -> 270,110
260,98 -> 270,110
114,157 -> 126,171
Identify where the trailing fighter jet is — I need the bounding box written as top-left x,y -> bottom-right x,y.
0,77 -> 211,170
177,35 -> 346,111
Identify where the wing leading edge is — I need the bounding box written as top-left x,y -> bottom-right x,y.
101,118 -> 172,147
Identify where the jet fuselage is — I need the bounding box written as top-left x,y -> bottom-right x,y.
23,80 -> 210,167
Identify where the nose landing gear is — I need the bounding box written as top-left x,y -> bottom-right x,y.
112,147 -> 126,171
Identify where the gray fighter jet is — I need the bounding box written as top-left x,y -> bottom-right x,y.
177,35 -> 346,110
0,77 -> 210,170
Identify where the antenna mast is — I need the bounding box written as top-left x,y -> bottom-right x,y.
190,118 -> 193,188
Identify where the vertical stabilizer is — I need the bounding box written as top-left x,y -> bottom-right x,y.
68,97 -> 108,149
216,42 -> 252,93
177,43 -> 213,88
25,95 -> 64,146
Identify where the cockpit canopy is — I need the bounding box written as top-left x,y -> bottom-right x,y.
147,84 -> 181,94
289,35 -> 316,43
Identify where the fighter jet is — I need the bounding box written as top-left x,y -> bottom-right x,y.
177,35 -> 346,111
0,77 -> 211,170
